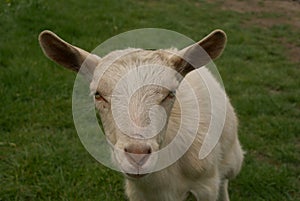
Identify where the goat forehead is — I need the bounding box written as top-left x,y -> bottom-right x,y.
109,67 -> 178,112
91,49 -> 180,95
126,85 -> 168,107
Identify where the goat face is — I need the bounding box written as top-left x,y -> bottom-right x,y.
90,49 -> 181,178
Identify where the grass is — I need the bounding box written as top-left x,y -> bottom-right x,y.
0,0 -> 299,200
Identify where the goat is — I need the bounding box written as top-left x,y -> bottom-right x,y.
39,29 -> 244,201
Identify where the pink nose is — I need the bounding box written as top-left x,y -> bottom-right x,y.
124,144 -> 152,166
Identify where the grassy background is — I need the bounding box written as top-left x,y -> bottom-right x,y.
0,0 -> 299,200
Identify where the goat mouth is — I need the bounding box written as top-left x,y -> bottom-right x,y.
126,173 -> 148,179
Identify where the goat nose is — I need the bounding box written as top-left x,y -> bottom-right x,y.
124,144 -> 152,166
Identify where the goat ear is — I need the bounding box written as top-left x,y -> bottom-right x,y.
172,29 -> 227,76
38,30 -> 99,75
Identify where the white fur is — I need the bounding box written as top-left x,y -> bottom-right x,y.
90,49 -> 244,201
39,30 -> 244,201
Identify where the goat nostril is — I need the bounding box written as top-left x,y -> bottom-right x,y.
124,148 -> 128,153
147,147 -> 152,154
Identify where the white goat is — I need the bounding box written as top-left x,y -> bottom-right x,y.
39,29 -> 244,201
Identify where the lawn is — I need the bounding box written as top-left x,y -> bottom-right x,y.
0,0 -> 299,200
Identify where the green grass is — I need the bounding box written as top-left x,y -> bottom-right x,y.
0,0 -> 299,200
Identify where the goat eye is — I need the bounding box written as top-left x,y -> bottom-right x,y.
94,92 -> 106,102
168,91 -> 176,98
162,91 -> 176,102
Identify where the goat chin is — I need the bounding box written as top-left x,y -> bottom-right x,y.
125,173 -> 149,180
